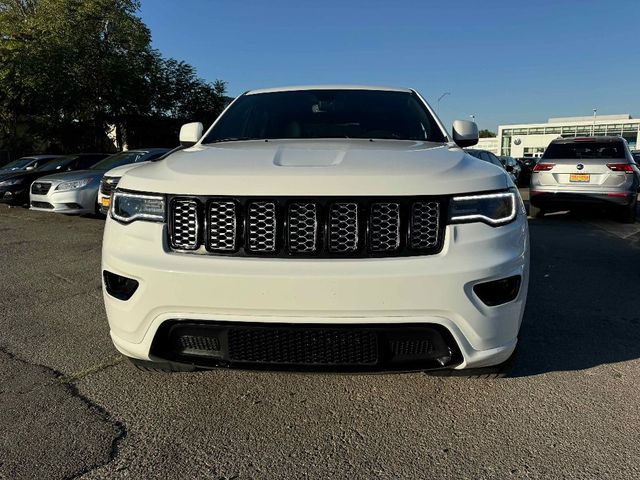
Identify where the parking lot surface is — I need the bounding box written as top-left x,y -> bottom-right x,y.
1,195 -> 640,479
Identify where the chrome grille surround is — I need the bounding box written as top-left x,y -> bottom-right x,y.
170,199 -> 199,250
168,196 -> 446,258
207,200 -> 237,252
247,201 -> 277,252
369,202 -> 401,252
328,202 -> 359,253
287,202 -> 318,253
410,201 -> 440,250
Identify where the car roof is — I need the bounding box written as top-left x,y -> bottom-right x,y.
18,155 -> 59,160
246,84 -> 414,95
550,136 -> 624,144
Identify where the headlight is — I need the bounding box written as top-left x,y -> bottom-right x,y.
0,178 -> 23,186
449,189 -> 520,226
110,190 -> 165,223
56,178 -> 91,191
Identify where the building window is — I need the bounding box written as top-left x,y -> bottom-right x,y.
545,127 -> 561,134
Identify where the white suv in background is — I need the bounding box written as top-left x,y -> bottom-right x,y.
102,85 -> 529,376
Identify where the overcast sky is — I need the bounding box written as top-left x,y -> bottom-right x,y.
140,0 -> 639,131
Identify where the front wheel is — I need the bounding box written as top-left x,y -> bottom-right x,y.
528,204 -> 545,218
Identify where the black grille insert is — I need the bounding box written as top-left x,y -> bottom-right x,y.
31,182 -> 51,196
168,196 -> 446,258
100,176 -> 119,196
31,201 -> 53,209
151,321 -> 462,372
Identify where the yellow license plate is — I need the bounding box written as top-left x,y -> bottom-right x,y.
570,173 -> 590,182
101,197 -> 111,207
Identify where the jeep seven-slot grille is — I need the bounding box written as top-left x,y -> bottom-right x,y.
169,196 -> 445,258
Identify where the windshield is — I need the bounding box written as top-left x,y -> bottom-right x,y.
202,90 -> 447,143
90,151 -> 147,170
37,156 -> 77,172
543,141 -> 626,160
2,158 -> 34,170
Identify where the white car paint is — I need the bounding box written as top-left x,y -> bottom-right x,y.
98,161 -> 150,213
102,85 -> 530,372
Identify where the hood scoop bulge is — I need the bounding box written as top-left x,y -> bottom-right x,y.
273,145 -> 347,167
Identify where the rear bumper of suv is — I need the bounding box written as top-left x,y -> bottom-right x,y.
530,189 -> 636,208
102,214 -> 529,371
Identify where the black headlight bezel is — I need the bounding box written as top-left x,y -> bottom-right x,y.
110,189 -> 166,224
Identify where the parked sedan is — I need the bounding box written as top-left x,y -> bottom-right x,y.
466,149 -> 517,184
530,137 -> 640,222
30,148 -> 169,214
0,153 -> 109,206
0,155 -> 60,175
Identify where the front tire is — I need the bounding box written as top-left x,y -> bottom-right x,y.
619,198 -> 637,224
529,204 -> 545,218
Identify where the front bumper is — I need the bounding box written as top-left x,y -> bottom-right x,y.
0,186 -> 28,205
102,213 -> 529,371
30,186 -> 98,214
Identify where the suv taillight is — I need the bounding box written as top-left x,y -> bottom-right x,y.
606,163 -> 634,172
533,163 -> 555,172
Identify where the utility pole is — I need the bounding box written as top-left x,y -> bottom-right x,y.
592,108 -> 597,136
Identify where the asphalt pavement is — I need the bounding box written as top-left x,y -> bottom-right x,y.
1,194 -> 640,479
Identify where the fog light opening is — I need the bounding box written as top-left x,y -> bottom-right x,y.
473,275 -> 521,307
103,270 -> 139,301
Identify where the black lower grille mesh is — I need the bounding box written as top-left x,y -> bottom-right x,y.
152,322 -> 463,371
31,201 -> 53,209
228,328 -> 378,365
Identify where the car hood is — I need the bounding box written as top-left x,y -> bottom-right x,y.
119,139 -> 509,196
104,161 -> 150,178
36,170 -> 105,183
0,170 -> 42,183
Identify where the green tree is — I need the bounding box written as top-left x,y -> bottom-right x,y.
0,0 -> 226,158
479,129 -> 497,138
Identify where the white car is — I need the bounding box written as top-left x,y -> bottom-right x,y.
99,161 -> 150,214
102,85 -> 529,376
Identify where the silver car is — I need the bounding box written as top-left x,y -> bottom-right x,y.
30,149 -> 169,215
530,137 -> 640,222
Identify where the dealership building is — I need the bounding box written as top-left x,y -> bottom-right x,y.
483,114 -> 640,158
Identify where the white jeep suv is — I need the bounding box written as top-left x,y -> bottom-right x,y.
102,85 -> 529,375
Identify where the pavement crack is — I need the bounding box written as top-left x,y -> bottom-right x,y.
57,356 -> 124,384
52,273 -> 76,285
0,345 -> 128,479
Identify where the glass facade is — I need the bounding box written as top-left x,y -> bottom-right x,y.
500,120 -> 639,156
